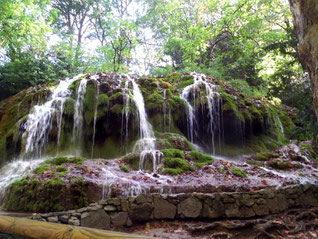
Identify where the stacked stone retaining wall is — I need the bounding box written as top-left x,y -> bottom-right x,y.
29,184 -> 318,230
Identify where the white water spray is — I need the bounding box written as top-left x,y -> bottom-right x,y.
22,75 -> 83,157
180,73 -> 222,154
122,75 -> 162,173
72,78 -> 87,144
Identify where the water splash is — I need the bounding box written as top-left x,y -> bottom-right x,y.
22,75 -> 82,157
122,75 -> 162,173
180,73 -> 222,154
0,158 -> 46,202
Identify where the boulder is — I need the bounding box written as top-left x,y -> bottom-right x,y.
81,209 -> 110,230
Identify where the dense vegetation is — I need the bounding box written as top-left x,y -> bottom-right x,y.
0,0 -> 316,139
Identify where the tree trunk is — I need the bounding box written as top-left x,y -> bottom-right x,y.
289,0 -> 318,132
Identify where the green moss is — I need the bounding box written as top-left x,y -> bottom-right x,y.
163,168 -> 183,175
166,72 -> 182,85
252,152 -> 276,161
34,164 -> 50,174
58,171 -> 69,177
69,157 -> 86,166
163,157 -> 191,171
63,98 -> 75,116
230,167 -> 247,178
110,104 -> 123,115
49,157 -> 68,165
221,91 -> 244,122
84,80 -> 98,125
122,153 -> 140,170
156,133 -> 194,150
145,93 -> 164,111
68,78 -> 81,93
109,92 -> 123,105
119,165 -> 130,172
246,160 -> 265,167
268,159 -> 290,170
56,166 -> 67,172
161,148 -> 185,159
177,76 -> 194,90
189,150 -> 215,162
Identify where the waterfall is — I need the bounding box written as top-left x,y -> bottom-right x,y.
122,78 -> 131,152
56,100 -> 65,151
276,116 -> 285,137
22,75 -> 82,157
122,75 -> 162,173
180,73 -> 222,154
91,79 -> 100,158
72,78 -> 88,145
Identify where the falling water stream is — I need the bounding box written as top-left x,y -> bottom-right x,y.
23,75 -> 83,157
180,73 -> 222,154
122,75 -> 162,173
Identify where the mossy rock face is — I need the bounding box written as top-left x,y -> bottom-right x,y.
268,159 -> 301,170
83,79 -> 98,126
122,153 -> 140,170
156,133 -> 194,151
187,150 -> 216,168
2,176 -> 90,212
63,98 -> 75,117
252,152 -> 276,161
163,157 -> 193,175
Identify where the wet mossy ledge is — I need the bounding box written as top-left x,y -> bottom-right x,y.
0,72 -> 295,166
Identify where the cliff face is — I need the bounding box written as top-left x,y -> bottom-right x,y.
289,0 -> 318,126
0,72 -> 294,165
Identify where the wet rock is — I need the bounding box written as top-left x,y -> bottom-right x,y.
47,216 -> 59,223
81,209 -> 110,230
111,212 -> 128,227
104,205 -> 117,212
121,199 -> 129,212
130,203 -> 153,222
154,198 -> 176,219
136,194 -> 153,204
87,204 -> 103,211
178,197 -> 202,218
240,194 -> 254,207
59,214 -> 71,224
240,207 -> 255,218
30,215 -> 46,222
202,198 -> 224,218
224,204 -> 240,218
68,216 -> 80,226
253,204 -> 269,216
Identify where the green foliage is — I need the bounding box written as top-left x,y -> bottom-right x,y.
161,148 -> 185,159
34,164 -> 50,174
56,166 -> 67,172
49,157 -> 68,165
189,150 -> 215,163
252,152 -> 276,161
119,165 -> 130,172
163,157 -> 191,172
230,167 -> 247,178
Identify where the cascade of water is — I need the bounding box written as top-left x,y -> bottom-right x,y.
56,100 -> 65,151
22,75 -> 82,157
180,73 -> 222,154
91,79 -> 100,158
122,75 -> 162,173
276,116 -> 285,137
72,78 -> 88,145
0,158 -> 46,202
121,77 -> 131,152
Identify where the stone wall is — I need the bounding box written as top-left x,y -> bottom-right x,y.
30,184 -> 318,230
